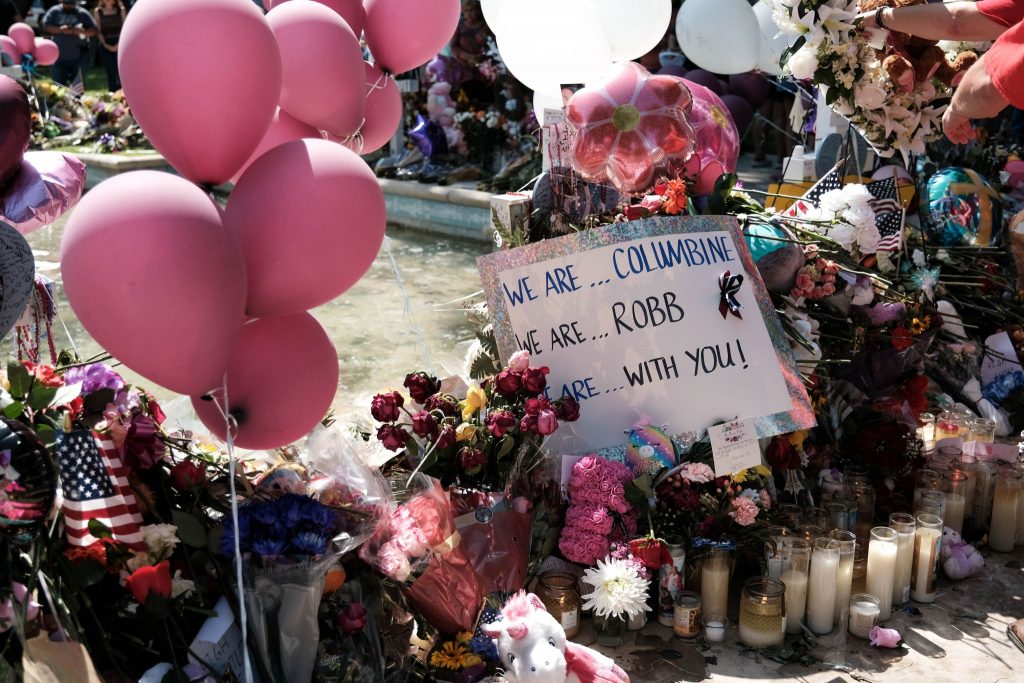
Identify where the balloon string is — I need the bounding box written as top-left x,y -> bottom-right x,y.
383,236 -> 434,374
41,280 -> 78,356
207,382 -> 251,683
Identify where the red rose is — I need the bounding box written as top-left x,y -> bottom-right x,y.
494,369 -> 523,396
424,393 -> 459,418
411,410 -> 438,438
403,372 -> 441,404
434,425 -> 456,450
524,396 -> 552,416
486,409 -> 516,437
522,366 -> 549,394
376,424 -> 410,451
338,603 -> 367,635
891,326 -> 913,352
556,397 -> 581,422
536,408 -> 559,435
146,394 -> 167,425
125,560 -> 172,604
459,447 -> 487,473
170,461 -> 207,491
629,537 -> 670,569
519,413 -> 538,434
765,437 -> 800,470
370,391 -> 404,422
22,361 -> 63,388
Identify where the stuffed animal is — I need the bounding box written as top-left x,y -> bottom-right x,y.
481,592 -> 630,683
940,527 -> 985,580
859,0 -> 977,91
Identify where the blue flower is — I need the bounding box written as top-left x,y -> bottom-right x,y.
220,507 -> 252,557
253,536 -> 288,557
250,502 -> 278,527
290,531 -> 327,556
469,633 -> 498,661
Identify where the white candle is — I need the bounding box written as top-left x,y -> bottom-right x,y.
701,562 -> 730,620
865,527 -> 898,621
892,525 -> 915,606
990,479 -> 1019,552
829,530 -> 856,625
806,540 -> 839,634
944,493 -> 965,535
703,619 -> 726,642
911,519 -> 943,603
848,594 -> 881,639
781,570 -> 808,635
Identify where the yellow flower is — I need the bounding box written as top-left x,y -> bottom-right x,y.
732,469 -> 748,483
456,423 -> 476,442
910,316 -> 930,335
787,430 -> 809,450
455,631 -> 473,644
461,386 -> 487,421
430,642 -> 481,670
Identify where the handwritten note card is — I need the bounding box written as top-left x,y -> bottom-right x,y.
708,418 -> 763,476
478,216 -> 814,454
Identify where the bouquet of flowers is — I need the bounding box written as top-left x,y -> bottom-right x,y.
370,350 -> 580,492
558,455 -> 637,565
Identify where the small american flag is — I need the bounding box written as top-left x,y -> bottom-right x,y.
784,165 -> 844,217
865,175 -> 905,252
67,73 -> 85,98
57,431 -> 146,550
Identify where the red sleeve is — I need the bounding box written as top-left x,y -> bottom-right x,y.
976,0 -> 1024,28
986,20 -> 1024,109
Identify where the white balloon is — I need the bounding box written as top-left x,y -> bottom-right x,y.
590,0 -> 672,61
497,0 -> 613,93
676,0 -> 760,75
480,0 -> 508,34
753,0 -> 793,76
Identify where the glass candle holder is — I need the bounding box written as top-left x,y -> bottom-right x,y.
913,468 -> 943,511
780,539 -> 810,634
827,500 -> 853,531
943,470 -> 969,535
848,593 -> 881,639
930,450 -> 957,473
820,471 -> 846,506
935,411 -> 961,441
989,466 -> 1021,551
777,503 -> 802,530
916,489 -> 946,518
973,460 -> 999,525
866,527 -> 898,621
536,572 -> 582,638
738,577 -> 786,648
969,417 -> 996,444
955,455 -> 978,521
917,412 -> 936,452
702,614 -> 727,643
888,513 -> 916,606
829,529 -> 856,625
1016,464 -> 1024,545
799,524 -> 825,543
911,513 -> 943,603
805,507 -> 829,529
764,526 -> 792,579
806,537 -> 840,634
851,545 -> 868,595
700,547 -> 733,623
673,591 -> 701,639
853,485 -> 876,546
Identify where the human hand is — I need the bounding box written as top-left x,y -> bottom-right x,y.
942,108 -> 976,144
855,11 -> 878,29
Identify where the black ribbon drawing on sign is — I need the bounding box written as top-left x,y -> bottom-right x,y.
718,271 -> 743,320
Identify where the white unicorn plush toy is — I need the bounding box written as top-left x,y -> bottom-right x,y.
481,592 -> 630,683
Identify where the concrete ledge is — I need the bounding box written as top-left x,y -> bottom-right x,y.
379,178 -> 494,243
68,151 -> 172,189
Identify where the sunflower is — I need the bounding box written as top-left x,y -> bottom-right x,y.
910,316 -> 930,335
430,642 -> 482,671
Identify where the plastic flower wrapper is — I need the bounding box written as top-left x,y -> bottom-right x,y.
449,489 -> 532,596
220,494 -> 340,683
359,477 -> 485,634
301,423 -> 395,556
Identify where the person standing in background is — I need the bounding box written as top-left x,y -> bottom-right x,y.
93,0 -> 124,91
42,0 -> 97,85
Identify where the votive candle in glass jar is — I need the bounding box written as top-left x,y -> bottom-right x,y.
935,411 -> 961,441
799,524 -> 825,544
829,529 -> 856,625
851,545 -> 868,595
955,455 -> 978,521
848,593 -> 881,639
974,460 -> 999,525
536,572 -> 582,638
853,484 -> 876,546
806,537 -> 839,634
805,507 -> 829,529
970,417 -> 996,444
739,577 -> 786,648
911,513 -> 943,602
913,469 -> 943,511
673,591 -> 701,640
700,547 -> 732,622
943,470 -> 969,535
780,539 -> 810,634
990,466 -> 1022,552
764,526 -> 792,579
827,501 -> 852,531
865,527 -> 898,621
703,615 -> 727,643
888,513 -> 916,606
820,471 -> 846,506
778,503 -> 802,530
1015,463 -> 1024,546
916,489 -> 946,519
918,413 -> 936,452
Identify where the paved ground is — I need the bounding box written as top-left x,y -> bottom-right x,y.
572,548 -> 1024,683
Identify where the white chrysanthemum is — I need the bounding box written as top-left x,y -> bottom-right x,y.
787,45 -> 820,80
581,557 -> 650,619
142,524 -> 180,560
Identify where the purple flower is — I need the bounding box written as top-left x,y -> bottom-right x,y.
62,363 -> 124,395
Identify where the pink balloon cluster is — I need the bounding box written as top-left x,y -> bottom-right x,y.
58,0 -> 455,450
0,23 -> 59,67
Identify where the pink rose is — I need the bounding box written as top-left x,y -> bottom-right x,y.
377,542 -> 412,582
640,194 -> 664,212
729,497 -> 760,526
795,274 -> 814,290
508,350 -> 531,372
869,626 -> 902,648
681,462 -> 715,484
536,408 -> 559,435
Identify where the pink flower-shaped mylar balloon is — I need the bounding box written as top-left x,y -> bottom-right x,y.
678,80 -> 740,195
567,62 -> 696,194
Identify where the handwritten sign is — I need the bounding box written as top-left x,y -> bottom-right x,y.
478,216 -> 814,455
708,418 -> 762,476
981,332 -> 1023,384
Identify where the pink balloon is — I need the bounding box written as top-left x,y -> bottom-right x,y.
118,0 -> 282,186
359,61 -> 403,153
7,23 -> 34,55
721,94 -> 754,134
267,0 -> 365,36
0,36 -> 18,62
364,0 -> 461,74
0,152 -> 86,234
33,39 -> 59,67
267,0 -> 364,136
191,314 -> 339,450
231,108 -> 317,184
225,138 -> 385,316
679,80 -> 740,174
61,171 -> 247,396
